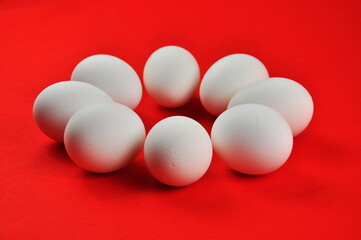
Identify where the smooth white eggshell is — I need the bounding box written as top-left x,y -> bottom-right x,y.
211,104 -> 293,175
228,77 -> 314,136
143,46 -> 200,108
200,54 -> 269,116
33,81 -> 113,142
71,54 -> 142,109
144,116 -> 213,186
64,103 -> 145,173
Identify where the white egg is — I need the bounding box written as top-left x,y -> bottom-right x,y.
64,103 -> 145,173
200,54 -> 269,116
211,104 -> 293,175
143,46 -> 200,108
71,54 -> 142,109
228,77 -> 314,136
33,81 -> 113,142
144,116 -> 212,186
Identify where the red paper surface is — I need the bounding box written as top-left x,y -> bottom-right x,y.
1,0 -> 360,239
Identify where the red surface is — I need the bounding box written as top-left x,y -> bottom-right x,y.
1,0 -> 360,239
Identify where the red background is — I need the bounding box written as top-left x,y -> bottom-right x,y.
1,0 -> 360,239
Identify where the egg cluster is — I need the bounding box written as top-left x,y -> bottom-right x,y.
33,46 -> 314,187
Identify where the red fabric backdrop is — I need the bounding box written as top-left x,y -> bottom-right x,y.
1,0 -> 360,239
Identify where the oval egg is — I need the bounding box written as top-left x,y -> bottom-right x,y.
64,103 -> 145,173
200,54 -> 269,116
228,77 -> 314,136
33,81 -> 113,142
71,54 -> 142,109
144,116 -> 213,187
211,104 -> 293,175
143,46 -> 200,108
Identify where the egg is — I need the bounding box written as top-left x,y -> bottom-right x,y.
143,46 -> 200,108
33,81 -> 113,142
71,54 -> 142,109
200,54 -> 269,116
228,77 -> 314,136
211,104 -> 293,175
64,103 -> 145,173
144,116 -> 212,186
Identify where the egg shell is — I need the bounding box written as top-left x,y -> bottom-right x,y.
71,54 -> 142,109
228,77 -> 314,136
64,103 -> 145,173
211,104 -> 293,175
144,116 -> 213,187
33,81 -> 113,142
200,54 -> 269,116
143,46 -> 200,108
